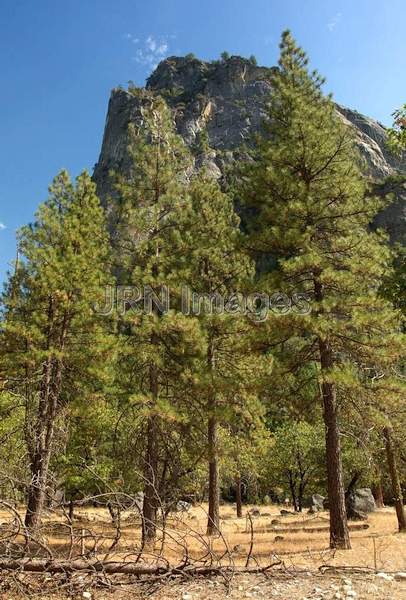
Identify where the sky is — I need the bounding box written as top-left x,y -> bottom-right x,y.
1,0 -> 405,282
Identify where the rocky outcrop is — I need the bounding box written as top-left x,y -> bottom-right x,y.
93,55 -> 406,245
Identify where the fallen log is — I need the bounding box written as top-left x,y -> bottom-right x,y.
0,558 -> 281,575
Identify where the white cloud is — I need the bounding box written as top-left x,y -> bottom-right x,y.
327,12 -> 342,31
0,222 -> 6,230
130,35 -> 170,70
123,33 -> 139,44
146,36 -> 157,52
156,42 -> 168,54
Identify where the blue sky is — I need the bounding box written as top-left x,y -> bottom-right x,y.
1,0 -> 405,282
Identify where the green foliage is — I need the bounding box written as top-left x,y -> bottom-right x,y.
192,128 -> 211,156
0,391 -> 25,498
0,35 -> 404,520
266,421 -> 325,508
56,394 -> 119,500
0,170 -> 114,516
242,30 -> 404,408
1,170 -> 113,403
381,245 -> 406,316
113,96 -> 206,505
387,104 -> 406,155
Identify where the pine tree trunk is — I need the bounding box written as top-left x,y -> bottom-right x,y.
142,363 -> 159,544
25,448 -> 52,529
321,372 -> 351,549
235,472 -> 242,518
25,376 -> 59,529
383,426 -> 406,532
206,340 -> 220,536
314,275 -> 350,550
207,410 -> 220,535
24,303 -> 68,530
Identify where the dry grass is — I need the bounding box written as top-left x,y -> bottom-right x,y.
1,502 -> 405,573
1,504 -> 406,599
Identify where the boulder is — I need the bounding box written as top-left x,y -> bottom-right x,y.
347,507 -> 368,521
322,488 -> 375,516
249,507 -> 261,517
305,493 -> 325,512
347,488 -> 376,517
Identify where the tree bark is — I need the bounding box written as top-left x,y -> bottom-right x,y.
0,558 -> 281,575
206,340 -> 220,536
24,449 -> 52,529
142,363 -> 159,544
383,426 -> 406,532
288,472 -> 298,512
235,472 -> 242,518
314,275 -> 350,549
320,371 -> 350,548
207,411 -> 220,535
25,362 -> 61,528
24,301 -> 69,529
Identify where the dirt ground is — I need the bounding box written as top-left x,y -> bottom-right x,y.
0,503 -> 405,599
146,571 -> 406,600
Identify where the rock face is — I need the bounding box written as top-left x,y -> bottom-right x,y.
93,55 -> 406,244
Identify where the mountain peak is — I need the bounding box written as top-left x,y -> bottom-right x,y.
94,55 -> 406,244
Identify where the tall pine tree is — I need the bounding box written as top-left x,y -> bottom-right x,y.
242,31 -> 404,549
176,175 -> 271,535
114,94 -> 204,543
0,171 -> 112,528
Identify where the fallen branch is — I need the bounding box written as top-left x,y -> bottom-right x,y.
0,557 -> 282,576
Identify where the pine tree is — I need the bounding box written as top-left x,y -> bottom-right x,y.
176,175 -> 271,535
242,31 -> 404,549
114,95 -> 204,543
387,103 -> 406,155
114,101 -> 269,537
0,171 -> 113,528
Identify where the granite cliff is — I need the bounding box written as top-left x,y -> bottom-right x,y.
93,55 -> 406,244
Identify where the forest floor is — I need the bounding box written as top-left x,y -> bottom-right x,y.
0,503 -> 405,599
